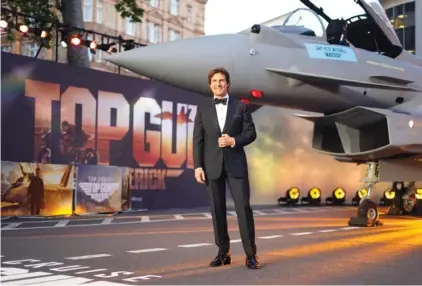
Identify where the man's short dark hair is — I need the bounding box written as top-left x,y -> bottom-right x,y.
208,67 -> 231,85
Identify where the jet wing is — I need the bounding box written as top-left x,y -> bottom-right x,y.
266,68 -> 421,92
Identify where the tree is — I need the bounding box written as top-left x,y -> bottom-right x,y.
1,0 -> 144,67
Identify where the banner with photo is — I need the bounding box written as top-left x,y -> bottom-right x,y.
122,167 -> 208,211
1,161 -> 74,216
75,165 -> 123,214
1,52 -> 209,212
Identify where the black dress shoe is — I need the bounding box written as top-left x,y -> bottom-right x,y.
209,253 -> 231,267
245,255 -> 260,269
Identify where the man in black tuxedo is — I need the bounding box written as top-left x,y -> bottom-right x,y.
193,67 -> 260,269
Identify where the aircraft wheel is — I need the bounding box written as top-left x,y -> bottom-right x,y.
357,198 -> 379,225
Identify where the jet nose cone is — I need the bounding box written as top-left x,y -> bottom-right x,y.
103,35 -> 245,95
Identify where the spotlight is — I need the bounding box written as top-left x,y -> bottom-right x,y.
380,188 -> 395,206
416,188 -> 422,200
33,28 -> 48,38
70,36 -> 81,46
89,41 -> 97,49
412,188 -> 422,216
19,24 -> 29,33
60,40 -> 68,48
326,187 -> 346,205
0,20 -> 8,29
300,187 -> 321,205
277,187 -> 300,206
352,188 -> 367,206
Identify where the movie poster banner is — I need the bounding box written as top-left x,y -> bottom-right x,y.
75,165 -> 123,214
1,52 -> 209,212
122,167 -> 208,210
1,161 -> 74,216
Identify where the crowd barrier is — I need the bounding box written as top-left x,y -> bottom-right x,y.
0,161 -> 208,218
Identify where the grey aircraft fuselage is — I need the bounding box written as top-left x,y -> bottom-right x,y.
103,29 -> 422,116
103,5 -> 422,181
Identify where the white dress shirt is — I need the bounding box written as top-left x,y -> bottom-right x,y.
214,94 -> 229,132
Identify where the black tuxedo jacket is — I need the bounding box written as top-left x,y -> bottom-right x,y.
193,96 -> 257,180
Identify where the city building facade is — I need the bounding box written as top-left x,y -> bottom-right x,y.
1,0 -> 206,76
379,0 -> 421,55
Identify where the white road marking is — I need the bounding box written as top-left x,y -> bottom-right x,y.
230,239 -> 242,243
54,220 -> 69,227
127,248 -> 167,254
270,210 -> 291,214
65,254 -> 111,260
174,214 -> 184,220
2,223 -> 22,230
253,210 -> 266,215
290,232 -> 313,236
101,218 -> 114,225
291,208 -> 310,213
318,229 -> 338,233
259,235 -> 283,239
0,207 -> 354,231
340,226 -> 360,230
178,243 -> 213,248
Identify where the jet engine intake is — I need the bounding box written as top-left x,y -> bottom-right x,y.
296,107 -> 422,162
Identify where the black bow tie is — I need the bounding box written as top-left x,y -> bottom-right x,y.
214,98 -> 227,105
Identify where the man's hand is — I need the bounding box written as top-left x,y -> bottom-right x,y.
195,168 -> 206,184
218,134 -> 235,148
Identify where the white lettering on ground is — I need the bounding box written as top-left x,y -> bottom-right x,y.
1,258 -> 163,284
122,275 -> 162,282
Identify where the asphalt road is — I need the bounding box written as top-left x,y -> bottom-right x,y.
1,206 -> 422,285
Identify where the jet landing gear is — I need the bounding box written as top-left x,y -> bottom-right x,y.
348,162 -> 383,227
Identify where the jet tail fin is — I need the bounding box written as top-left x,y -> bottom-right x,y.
266,68 -> 421,92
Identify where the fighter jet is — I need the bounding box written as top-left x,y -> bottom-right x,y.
104,0 -> 422,225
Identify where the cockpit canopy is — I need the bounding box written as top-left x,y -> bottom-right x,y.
269,0 -> 403,58
270,25 -> 316,37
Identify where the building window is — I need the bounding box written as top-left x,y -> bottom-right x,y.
27,43 -> 39,57
83,0 -> 93,21
404,26 -> 415,52
149,0 -> 159,8
169,29 -> 180,41
96,0 -> 103,23
125,18 -> 136,36
87,34 -> 94,62
170,0 -> 179,16
386,2 -> 416,54
186,4 -> 193,21
148,22 -> 160,43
